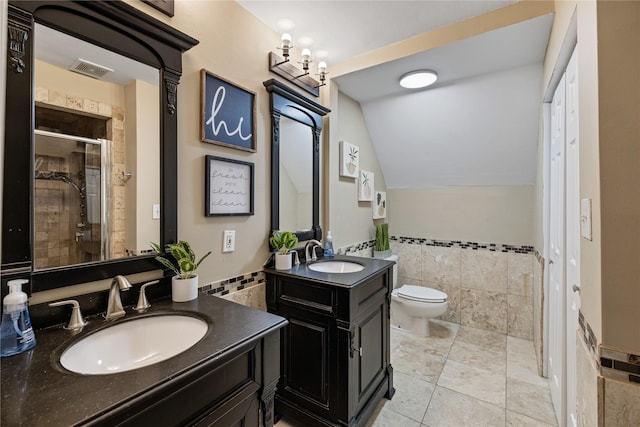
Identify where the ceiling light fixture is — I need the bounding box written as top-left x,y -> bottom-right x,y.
399,70 -> 438,89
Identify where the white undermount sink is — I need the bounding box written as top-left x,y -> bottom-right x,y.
60,314 -> 208,375
308,261 -> 365,273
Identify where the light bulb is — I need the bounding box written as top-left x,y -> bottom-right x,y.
281,33 -> 292,47
301,49 -> 311,60
318,61 -> 327,73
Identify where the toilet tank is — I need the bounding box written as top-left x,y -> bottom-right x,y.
384,254 -> 398,289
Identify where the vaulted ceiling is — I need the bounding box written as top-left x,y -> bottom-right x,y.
239,1 -> 553,188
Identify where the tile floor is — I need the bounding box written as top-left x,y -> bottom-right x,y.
276,320 -> 558,427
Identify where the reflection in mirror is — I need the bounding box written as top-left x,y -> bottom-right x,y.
279,117 -> 313,232
33,24 -> 160,270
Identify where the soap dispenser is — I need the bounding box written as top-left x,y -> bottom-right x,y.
324,231 -> 335,258
1,279 -> 36,357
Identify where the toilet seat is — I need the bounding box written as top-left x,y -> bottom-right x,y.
397,285 -> 447,303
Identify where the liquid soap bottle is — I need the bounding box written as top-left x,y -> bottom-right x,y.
1,279 -> 36,357
324,231 -> 335,258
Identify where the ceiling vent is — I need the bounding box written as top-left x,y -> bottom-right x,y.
68,58 -> 114,80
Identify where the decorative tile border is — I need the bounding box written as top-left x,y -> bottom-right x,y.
200,271 -> 264,297
391,236 -> 534,254
579,309 -> 640,384
338,236 -> 536,256
337,240 -> 375,255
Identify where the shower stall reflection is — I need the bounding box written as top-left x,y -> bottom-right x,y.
34,130 -> 111,269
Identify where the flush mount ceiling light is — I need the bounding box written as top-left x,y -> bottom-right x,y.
399,70 -> 438,89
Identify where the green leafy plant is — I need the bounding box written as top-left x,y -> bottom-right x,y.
375,223 -> 390,252
150,241 -> 212,280
269,231 -> 298,255
348,146 -> 358,163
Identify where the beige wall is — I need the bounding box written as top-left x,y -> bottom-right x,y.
124,80 -> 160,253
596,0 -> 640,353
35,60 -> 125,108
327,90 -> 387,249
124,0 -> 316,284
388,186 -> 535,245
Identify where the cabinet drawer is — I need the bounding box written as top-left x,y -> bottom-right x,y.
277,278 -> 336,315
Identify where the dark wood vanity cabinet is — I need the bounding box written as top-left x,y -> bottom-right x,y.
266,265 -> 395,427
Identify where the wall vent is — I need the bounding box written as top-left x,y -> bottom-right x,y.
68,58 -> 114,80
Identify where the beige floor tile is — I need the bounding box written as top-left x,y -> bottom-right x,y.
506,378 -> 557,425
447,339 -> 506,374
422,386 -> 505,427
398,320 -> 458,358
386,371 -> 435,422
390,326 -> 404,353
456,325 -> 507,352
365,403 -> 422,427
507,337 -> 547,388
392,340 -> 447,383
437,359 -> 506,407
506,410 -> 557,426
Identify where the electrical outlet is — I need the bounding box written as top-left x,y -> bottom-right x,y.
223,230 -> 235,252
152,204 -> 160,220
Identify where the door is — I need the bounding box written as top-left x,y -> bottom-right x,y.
564,49 -> 581,427
548,73 -> 566,426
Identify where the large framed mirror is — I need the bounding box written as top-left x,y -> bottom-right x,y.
263,79 -> 330,243
2,1 -> 198,293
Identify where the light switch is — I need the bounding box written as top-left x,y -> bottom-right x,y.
152,204 -> 160,220
223,230 -> 235,252
580,198 -> 592,240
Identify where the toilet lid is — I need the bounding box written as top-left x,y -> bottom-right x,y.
398,285 -> 447,302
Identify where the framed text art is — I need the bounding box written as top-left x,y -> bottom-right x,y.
205,156 -> 254,216
200,70 -> 256,152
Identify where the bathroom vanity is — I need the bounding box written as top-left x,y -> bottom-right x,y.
0,295 -> 287,427
265,255 -> 395,427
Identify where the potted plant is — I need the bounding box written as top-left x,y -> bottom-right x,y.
269,231 -> 298,270
373,223 -> 392,259
151,241 -> 212,302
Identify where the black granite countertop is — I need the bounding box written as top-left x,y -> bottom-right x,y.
0,295 -> 287,426
263,254 -> 395,287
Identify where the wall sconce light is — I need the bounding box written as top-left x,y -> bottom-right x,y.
268,34 -> 326,97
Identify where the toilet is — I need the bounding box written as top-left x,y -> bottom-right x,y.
385,254 -> 448,336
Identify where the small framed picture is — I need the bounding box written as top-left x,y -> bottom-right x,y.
373,191 -> 387,219
201,70 -> 256,152
205,156 -> 254,216
359,170 -> 374,201
339,141 -> 359,178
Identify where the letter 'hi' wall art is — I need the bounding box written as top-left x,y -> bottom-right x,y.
201,70 -> 256,152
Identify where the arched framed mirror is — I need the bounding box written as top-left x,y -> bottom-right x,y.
2,1 -> 198,293
263,79 -> 330,243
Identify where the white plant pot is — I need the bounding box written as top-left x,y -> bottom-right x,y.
172,275 -> 199,302
275,253 -> 292,270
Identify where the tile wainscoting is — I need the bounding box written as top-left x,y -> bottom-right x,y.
200,271 -> 266,311
339,236 -> 537,341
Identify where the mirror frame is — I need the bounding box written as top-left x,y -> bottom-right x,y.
2,1 -> 198,293
263,79 -> 330,243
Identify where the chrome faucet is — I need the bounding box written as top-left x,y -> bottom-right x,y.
105,275 -> 132,320
304,240 -> 323,263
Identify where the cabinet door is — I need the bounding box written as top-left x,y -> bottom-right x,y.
278,304 -> 338,421
350,297 -> 387,415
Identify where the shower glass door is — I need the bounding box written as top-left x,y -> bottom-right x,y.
34,130 -> 110,269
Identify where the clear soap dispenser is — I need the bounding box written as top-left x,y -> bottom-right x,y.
324,231 -> 335,258
1,279 -> 36,357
